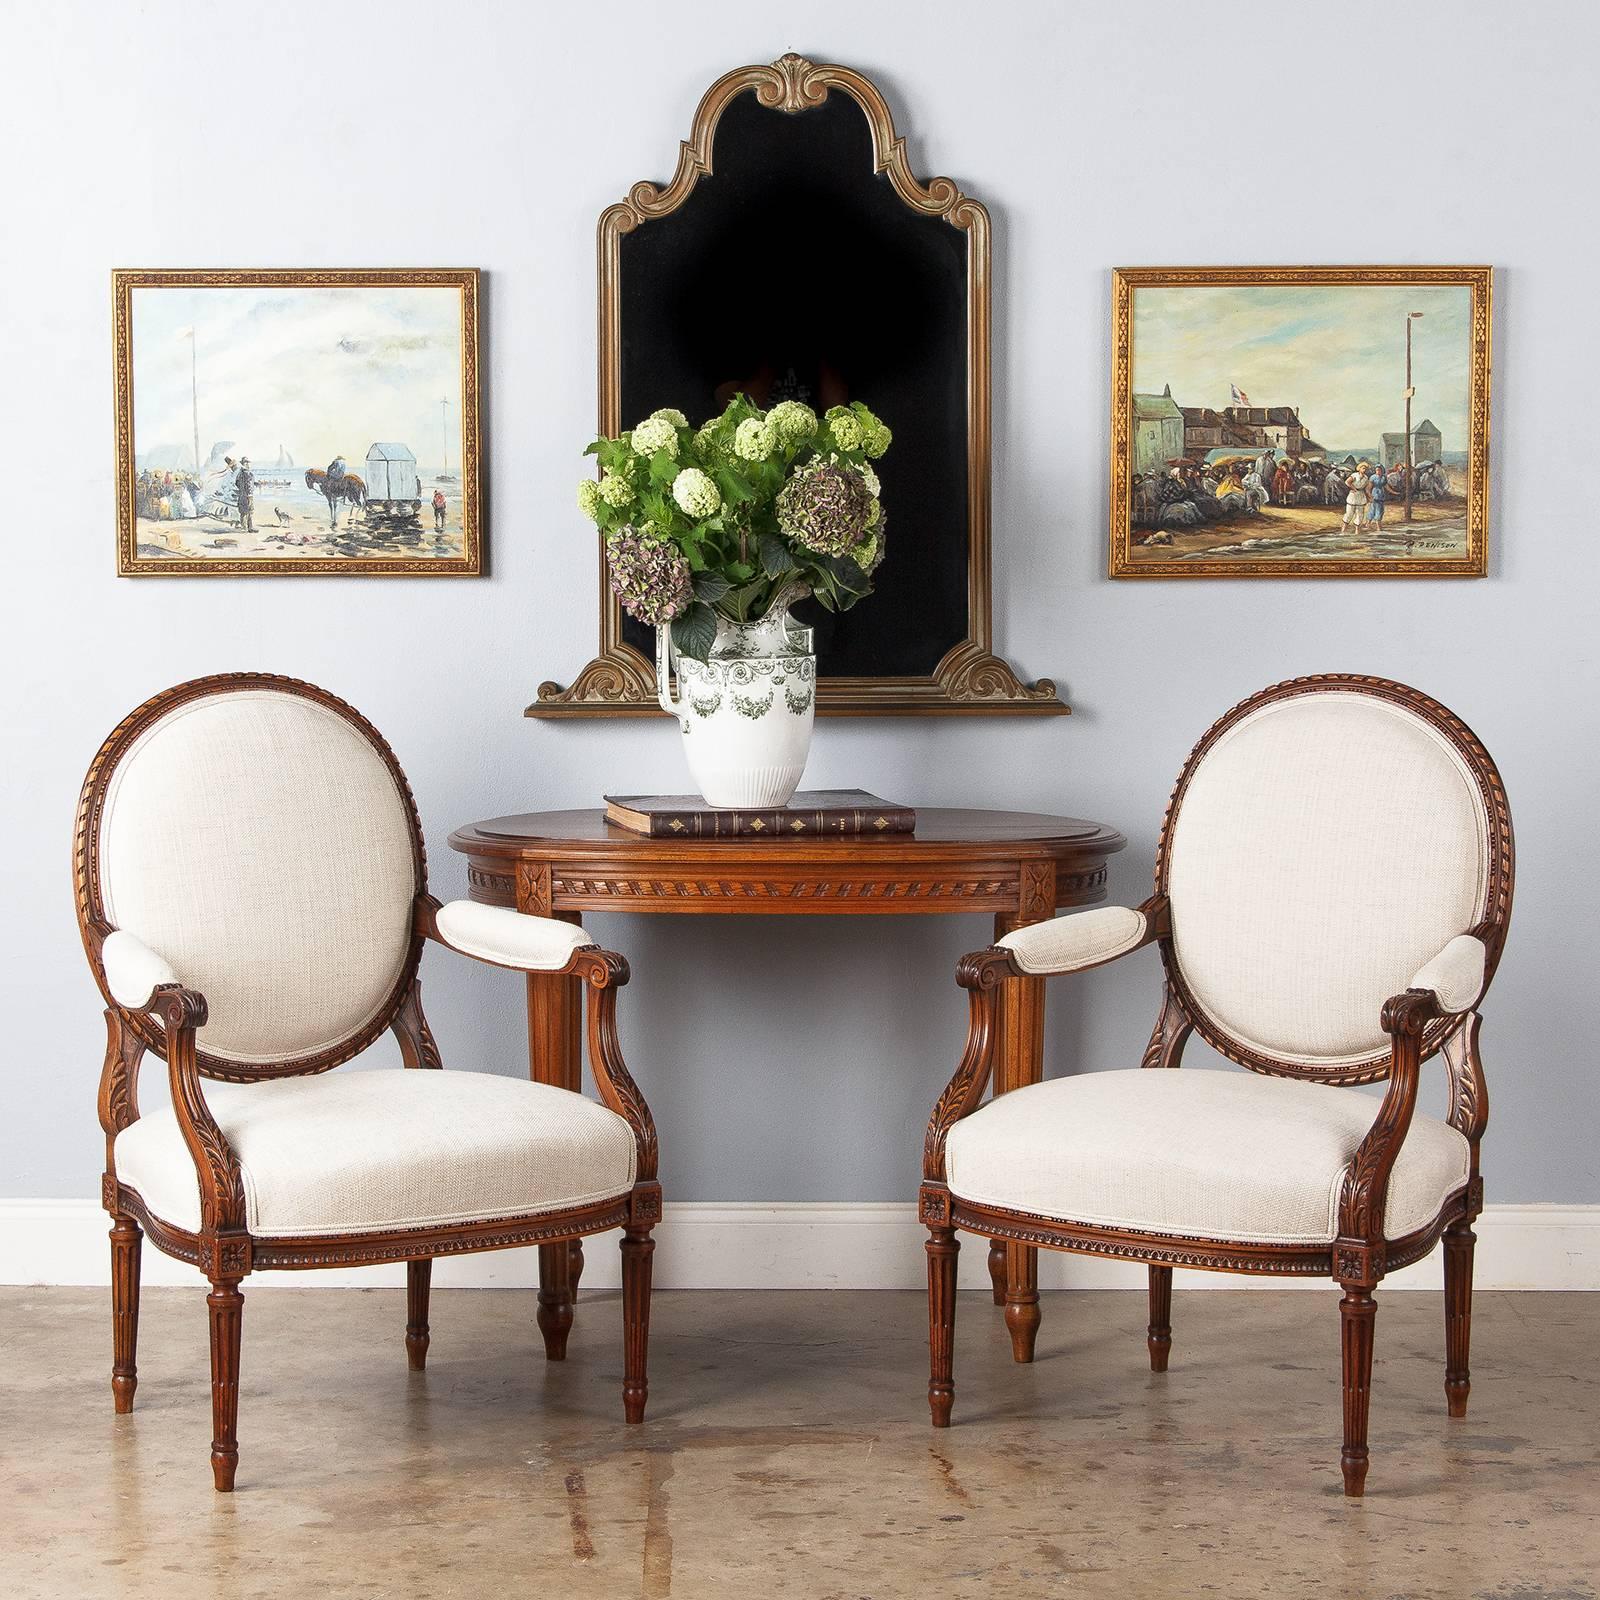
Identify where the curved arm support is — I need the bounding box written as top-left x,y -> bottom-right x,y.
569,947 -> 659,1183
142,983 -> 248,1237
98,1008 -> 146,1147
1335,988 -> 1442,1276
922,948 -> 1011,1182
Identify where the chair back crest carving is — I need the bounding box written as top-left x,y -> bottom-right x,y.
76,674 -> 427,1080
1154,676 -> 1513,1084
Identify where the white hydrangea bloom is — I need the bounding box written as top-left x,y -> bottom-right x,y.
598,472 -> 635,507
632,415 -> 680,458
733,417 -> 777,461
672,466 -> 721,518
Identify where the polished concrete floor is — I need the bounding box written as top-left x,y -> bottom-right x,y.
4,1285 -> 1596,1599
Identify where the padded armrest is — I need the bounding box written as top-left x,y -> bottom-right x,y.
433,901 -> 596,972
102,929 -> 181,1009
1407,934 -> 1488,1014
997,906 -> 1149,976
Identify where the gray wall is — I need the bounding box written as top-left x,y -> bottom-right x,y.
2,0 -> 1595,1206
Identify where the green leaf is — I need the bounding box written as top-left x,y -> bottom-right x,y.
825,555 -> 871,595
670,602 -> 718,662
649,451 -> 678,485
726,560 -> 755,582
693,571 -> 731,602
759,534 -> 794,578
582,440 -> 602,458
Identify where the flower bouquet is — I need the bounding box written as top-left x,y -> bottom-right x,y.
578,396 -> 891,662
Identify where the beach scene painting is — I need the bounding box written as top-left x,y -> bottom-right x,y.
1110,267 -> 1490,578
114,269 -> 480,575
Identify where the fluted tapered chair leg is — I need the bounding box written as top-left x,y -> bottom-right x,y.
1146,1264 -> 1173,1372
110,1217 -> 142,1413
1339,1286 -> 1377,1497
1443,1221 -> 1476,1417
927,1226 -> 959,1426
536,1242 -> 573,1360
406,1258 -> 432,1370
621,1226 -> 655,1423
208,1280 -> 245,1493
986,1240 -> 1006,1306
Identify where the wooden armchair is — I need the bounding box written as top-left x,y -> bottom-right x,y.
74,674 -> 661,1491
920,676 -> 1513,1496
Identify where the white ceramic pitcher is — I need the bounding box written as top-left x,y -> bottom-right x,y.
656,600 -> 816,807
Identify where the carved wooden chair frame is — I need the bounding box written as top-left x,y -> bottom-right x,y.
919,674 -> 1514,1495
74,673 -> 661,1490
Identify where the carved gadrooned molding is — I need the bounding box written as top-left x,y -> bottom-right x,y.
531,54 -> 1065,719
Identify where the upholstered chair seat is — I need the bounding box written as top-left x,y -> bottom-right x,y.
944,1069 -> 1469,1245
919,677 -> 1514,1498
115,1071 -> 638,1238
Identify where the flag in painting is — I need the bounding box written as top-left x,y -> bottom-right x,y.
1229,382 -> 1251,407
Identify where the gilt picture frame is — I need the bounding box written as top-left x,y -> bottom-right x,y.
114,268 -> 481,576
1109,266 -> 1491,579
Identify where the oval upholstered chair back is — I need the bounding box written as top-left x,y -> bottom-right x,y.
1157,677 -> 1513,1084
76,676 -> 425,1079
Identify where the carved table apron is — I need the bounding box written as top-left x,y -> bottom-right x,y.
449,808 -> 1126,1320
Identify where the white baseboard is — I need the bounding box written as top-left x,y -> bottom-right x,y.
2,1200 -> 1594,1291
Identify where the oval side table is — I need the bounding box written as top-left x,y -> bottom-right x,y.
449,807 -> 1127,1349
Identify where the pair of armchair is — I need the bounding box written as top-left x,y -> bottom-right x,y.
77,672 -> 1511,1501
921,675 -> 1513,1496
76,675 -> 660,1491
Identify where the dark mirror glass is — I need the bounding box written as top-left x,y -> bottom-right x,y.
617,90 -> 971,678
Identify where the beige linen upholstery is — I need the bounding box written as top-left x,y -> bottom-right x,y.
1167,694 -> 1490,1067
114,1070 -> 637,1237
434,901 -> 595,971
101,930 -> 180,1009
998,906 -> 1148,975
98,690 -> 418,1064
945,1069 -> 1468,1244
1410,934 -> 1488,1014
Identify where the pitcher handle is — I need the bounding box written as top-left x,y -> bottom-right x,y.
655,625 -> 687,718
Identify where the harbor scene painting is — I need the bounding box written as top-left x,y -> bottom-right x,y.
114,270 -> 480,575
1110,267 -> 1490,578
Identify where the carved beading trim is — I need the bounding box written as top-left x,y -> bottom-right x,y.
552,875 -> 1014,903
467,864 -> 515,897
74,673 -> 432,1084
1150,674 -> 1515,1087
1055,864 -> 1108,901
253,1204 -> 631,1268
953,1201 -> 1333,1274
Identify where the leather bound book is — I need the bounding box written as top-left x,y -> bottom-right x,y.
603,790 -> 915,839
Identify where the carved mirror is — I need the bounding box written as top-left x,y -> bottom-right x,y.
530,54 -> 1064,717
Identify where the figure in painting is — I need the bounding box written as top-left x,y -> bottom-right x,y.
1341,462 -> 1370,533
1366,463 -> 1387,529
235,457 -> 256,534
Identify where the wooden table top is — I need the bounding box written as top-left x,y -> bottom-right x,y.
453,807 -> 1124,853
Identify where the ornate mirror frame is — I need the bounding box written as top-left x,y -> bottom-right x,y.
528,54 -> 1066,719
